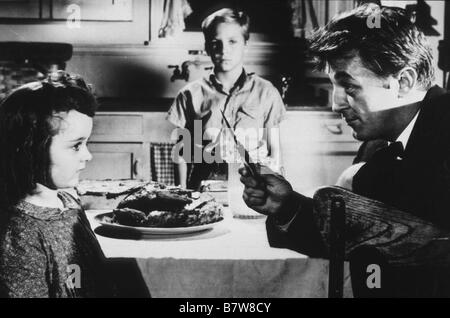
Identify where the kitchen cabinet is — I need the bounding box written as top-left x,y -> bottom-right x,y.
0,0 -> 133,21
0,1 -> 149,44
0,1 -> 42,19
280,111 -> 361,194
52,0 -> 133,21
79,112 -> 173,181
80,113 -> 151,180
80,142 -> 147,180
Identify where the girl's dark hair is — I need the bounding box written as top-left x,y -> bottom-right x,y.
309,4 -> 435,90
0,71 -> 97,207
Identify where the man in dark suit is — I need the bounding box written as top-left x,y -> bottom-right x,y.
239,3 -> 450,297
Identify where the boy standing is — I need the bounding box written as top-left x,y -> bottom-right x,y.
167,8 -> 286,190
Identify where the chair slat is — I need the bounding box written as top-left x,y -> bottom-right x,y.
313,186 -> 450,266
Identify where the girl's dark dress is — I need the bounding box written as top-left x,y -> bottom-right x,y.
0,191 -> 115,297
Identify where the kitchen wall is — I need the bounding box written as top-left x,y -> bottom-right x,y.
1,0 -> 445,104
66,42 -> 293,100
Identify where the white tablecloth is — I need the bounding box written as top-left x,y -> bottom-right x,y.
86,210 -> 352,298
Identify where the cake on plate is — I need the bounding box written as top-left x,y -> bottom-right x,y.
77,180 -> 189,209
108,186 -> 223,228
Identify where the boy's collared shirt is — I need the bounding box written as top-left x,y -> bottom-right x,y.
208,70 -> 248,96
167,69 -> 286,164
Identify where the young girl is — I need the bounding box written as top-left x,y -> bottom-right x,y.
0,72 -> 115,297
167,8 -> 286,190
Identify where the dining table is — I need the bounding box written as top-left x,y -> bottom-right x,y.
86,209 -> 353,298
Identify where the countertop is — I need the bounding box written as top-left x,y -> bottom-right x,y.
96,97 -> 333,112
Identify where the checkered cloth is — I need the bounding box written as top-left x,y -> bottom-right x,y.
150,142 -> 176,186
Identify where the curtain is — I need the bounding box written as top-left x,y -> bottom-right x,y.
158,0 -> 193,38
290,0 -> 356,37
290,0 -> 322,38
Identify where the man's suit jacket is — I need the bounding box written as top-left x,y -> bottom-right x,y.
353,86 -> 450,227
266,85 -> 450,259
266,86 -> 450,296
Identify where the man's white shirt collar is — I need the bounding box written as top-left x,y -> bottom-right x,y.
393,110 -> 420,149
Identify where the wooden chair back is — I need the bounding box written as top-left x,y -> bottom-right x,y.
313,186 -> 450,297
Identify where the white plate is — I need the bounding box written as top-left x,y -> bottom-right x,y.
94,212 -> 225,235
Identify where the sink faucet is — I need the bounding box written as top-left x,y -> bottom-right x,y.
168,60 -> 204,82
168,64 -> 185,81
280,76 -> 291,101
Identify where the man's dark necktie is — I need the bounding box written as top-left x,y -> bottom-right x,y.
385,141 -> 404,159
352,141 -> 405,204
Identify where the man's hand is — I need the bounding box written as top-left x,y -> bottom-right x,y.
239,166 -> 295,217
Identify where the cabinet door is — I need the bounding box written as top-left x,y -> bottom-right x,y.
280,112 -> 361,194
282,142 -> 359,194
52,0 -> 133,21
80,142 -> 149,180
0,1 -> 41,18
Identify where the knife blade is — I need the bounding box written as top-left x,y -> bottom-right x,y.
220,109 -> 260,180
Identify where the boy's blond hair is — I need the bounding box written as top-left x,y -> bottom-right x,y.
201,8 -> 250,43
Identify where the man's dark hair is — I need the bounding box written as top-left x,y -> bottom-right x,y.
309,4 -> 435,90
0,72 -> 97,208
201,8 -> 250,43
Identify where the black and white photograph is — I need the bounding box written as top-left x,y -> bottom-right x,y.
0,0 -> 449,303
